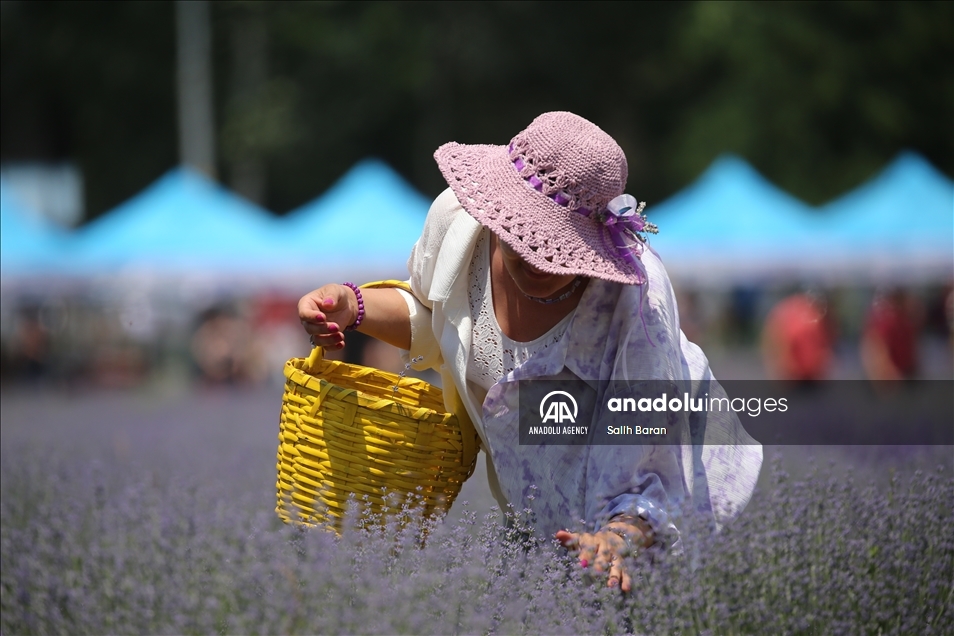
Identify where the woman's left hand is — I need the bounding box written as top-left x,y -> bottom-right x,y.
555,518 -> 652,593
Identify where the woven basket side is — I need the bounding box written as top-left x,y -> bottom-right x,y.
276,353 -> 472,531
287,358 -> 447,413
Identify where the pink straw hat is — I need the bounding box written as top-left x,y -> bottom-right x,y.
434,111 -> 655,286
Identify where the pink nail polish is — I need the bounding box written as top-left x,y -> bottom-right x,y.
580,559 -> 588,568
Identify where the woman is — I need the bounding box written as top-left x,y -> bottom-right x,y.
299,112 -> 762,592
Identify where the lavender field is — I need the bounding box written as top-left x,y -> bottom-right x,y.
1,387 -> 952,635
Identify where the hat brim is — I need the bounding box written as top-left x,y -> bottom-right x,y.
434,142 -> 644,285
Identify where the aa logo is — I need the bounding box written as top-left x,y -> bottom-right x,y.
540,391 -> 578,424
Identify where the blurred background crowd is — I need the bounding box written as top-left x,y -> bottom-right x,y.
1,1 -> 952,390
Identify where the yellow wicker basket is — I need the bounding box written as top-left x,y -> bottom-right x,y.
276,281 -> 479,530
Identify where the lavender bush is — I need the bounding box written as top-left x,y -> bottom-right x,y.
1,391 -> 952,635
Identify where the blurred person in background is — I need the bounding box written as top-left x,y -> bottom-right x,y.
861,288 -> 922,381
674,288 -> 705,345
5,305 -> 52,382
761,292 -> 834,382
298,112 -> 761,593
190,305 -> 258,386
725,286 -> 760,346
946,285 -> 954,354
925,282 -> 954,361
250,294 -> 309,387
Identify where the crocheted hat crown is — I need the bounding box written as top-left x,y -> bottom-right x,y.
434,111 -> 649,285
507,112 -> 628,215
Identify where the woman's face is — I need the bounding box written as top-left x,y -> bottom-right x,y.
495,236 -> 580,299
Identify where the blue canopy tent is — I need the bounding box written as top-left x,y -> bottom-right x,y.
71,167 -> 283,281
279,159 -> 431,283
0,179 -> 73,280
647,155 -> 818,285
816,152 -> 954,283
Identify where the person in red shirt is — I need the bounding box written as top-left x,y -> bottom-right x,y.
761,293 -> 833,381
861,288 -> 920,381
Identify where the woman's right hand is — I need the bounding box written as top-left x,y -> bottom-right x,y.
298,284 -> 359,350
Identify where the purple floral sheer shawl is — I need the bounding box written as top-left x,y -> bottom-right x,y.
402,189 -> 762,544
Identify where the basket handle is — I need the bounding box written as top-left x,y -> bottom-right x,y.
359,279 -> 414,293
304,343 -> 325,372
305,279 -> 482,469
302,281 -> 409,373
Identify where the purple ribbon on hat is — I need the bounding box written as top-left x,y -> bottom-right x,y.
510,148 -> 657,284
601,194 -> 657,276
512,155 -> 593,215
600,194 -> 659,341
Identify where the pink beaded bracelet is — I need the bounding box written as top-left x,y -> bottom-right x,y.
342,282 -> 365,331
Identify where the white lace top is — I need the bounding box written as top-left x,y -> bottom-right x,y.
466,230 -> 575,395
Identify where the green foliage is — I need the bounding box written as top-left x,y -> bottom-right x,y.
1,1 -> 951,218
667,1 -> 954,202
